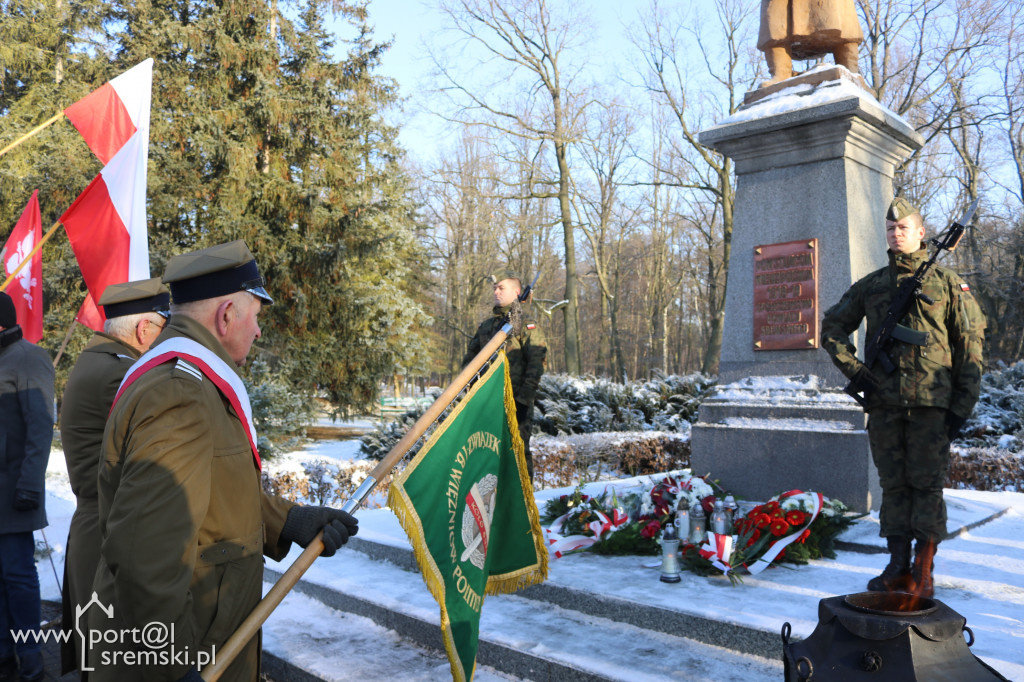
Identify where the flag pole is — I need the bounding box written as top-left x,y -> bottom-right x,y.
201,323 -> 513,682
0,111 -> 65,160
52,317 -> 83,368
0,219 -> 61,292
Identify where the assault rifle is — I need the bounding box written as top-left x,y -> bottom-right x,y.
845,197 -> 979,408
518,272 -> 540,302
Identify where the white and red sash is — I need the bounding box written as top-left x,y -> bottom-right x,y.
112,337 -> 260,469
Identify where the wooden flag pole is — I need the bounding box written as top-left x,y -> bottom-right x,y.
52,317 -> 83,368
201,324 -> 513,681
0,111 -> 65,160
0,219 -> 62,292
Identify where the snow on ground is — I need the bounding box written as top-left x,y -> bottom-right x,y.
265,589 -> 518,681
39,445 -> 1024,681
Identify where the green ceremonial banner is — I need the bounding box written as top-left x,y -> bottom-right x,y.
387,351 -> 549,681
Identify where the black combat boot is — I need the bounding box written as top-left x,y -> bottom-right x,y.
911,539 -> 938,598
867,536 -> 912,592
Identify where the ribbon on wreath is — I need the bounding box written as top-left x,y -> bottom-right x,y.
699,533 -> 736,574
747,490 -> 824,575
544,508 -> 629,558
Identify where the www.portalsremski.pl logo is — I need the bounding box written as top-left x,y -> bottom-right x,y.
10,592 -> 216,672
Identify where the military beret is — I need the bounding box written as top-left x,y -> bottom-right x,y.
886,196 -> 919,222
98,277 -> 171,319
163,240 -> 274,305
0,291 -> 15,328
489,270 -> 521,286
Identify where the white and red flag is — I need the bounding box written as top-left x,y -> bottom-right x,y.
63,59 -> 153,165
60,59 -> 153,330
1,191 -> 44,342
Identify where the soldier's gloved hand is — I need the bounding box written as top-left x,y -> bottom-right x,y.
945,412 -> 967,441
281,506 -> 359,557
12,488 -> 40,511
850,365 -> 881,395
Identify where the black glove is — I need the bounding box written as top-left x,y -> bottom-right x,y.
945,412 -> 967,441
176,668 -> 203,682
849,365 -> 881,396
13,488 -> 40,512
281,506 -> 358,558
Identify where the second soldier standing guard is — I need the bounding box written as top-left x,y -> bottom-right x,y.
821,197 -> 985,598
464,271 -> 547,480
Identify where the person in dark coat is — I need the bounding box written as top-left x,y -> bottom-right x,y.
0,291 -> 54,682
463,271 -> 547,480
59,278 -> 170,678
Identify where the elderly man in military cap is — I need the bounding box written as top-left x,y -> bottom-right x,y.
821,197 -> 985,598
0,292 -> 54,682
89,241 -> 358,682
58,278 -> 170,678
463,270 -> 546,480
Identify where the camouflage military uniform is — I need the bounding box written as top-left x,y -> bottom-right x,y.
464,303 -> 547,478
821,247 -> 985,541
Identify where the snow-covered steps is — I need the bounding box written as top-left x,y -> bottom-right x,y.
263,545 -> 784,681
261,489 -> 1024,681
341,534 -> 782,660
261,588 -> 520,682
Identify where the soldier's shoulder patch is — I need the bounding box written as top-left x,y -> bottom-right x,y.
960,282 -> 970,292
174,358 -> 204,382
526,322 -> 536,330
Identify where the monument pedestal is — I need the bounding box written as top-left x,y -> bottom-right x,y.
692,79 -> 923,513
691,376 -> 880,512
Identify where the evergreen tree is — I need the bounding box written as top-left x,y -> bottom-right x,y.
2,0 -> 431,413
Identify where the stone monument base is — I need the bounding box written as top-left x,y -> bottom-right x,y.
690,375 -> 880,513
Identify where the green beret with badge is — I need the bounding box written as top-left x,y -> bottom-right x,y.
489,269 -> 521,286
886,196 -> 919,222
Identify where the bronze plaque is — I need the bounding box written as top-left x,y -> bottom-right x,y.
753,239 -> 818,350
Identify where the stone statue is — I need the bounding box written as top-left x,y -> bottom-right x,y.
758,0 -> 864,87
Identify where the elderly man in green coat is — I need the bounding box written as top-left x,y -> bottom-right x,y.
59,278 -> 170,679
821,197 -> 985,598
464,271 -> 547,480
89,241 -> 358,682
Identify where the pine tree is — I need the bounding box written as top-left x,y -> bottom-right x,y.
108,0 -> 430,410
2,0 -> 431,413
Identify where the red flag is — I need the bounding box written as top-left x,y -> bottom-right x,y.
1,191 -> 43,342
74,292 -> 104,331
61,62 -> 152,331
63,60 -> 152,165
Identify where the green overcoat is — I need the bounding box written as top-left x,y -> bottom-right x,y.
59,332 -> 140,675
89,315 -> 295,681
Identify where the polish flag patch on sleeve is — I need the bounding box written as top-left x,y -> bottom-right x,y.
960,282 -> 971,292
526,323 -> 536,330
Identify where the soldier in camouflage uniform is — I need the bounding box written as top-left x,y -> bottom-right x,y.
464,271 -> 547,480
821,197 -> 985,598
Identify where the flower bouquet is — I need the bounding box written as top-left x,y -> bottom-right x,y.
541,474 -> 860,585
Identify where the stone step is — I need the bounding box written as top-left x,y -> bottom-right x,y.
259,488 -> 1016,681
341,536 -> 783,660
263,539 -> 783,682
